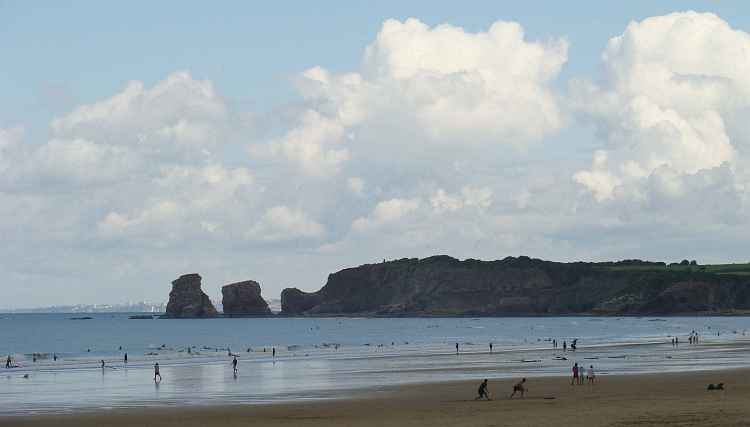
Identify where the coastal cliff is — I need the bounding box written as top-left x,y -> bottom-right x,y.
280,256 -> 750,317
162,273 -> 221,318
221,280 -> 273,317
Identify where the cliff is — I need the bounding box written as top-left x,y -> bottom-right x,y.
280,256 -> 750,317
221,280 -> 273,317
162,273 -> 221,318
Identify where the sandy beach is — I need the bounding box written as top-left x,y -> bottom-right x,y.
6,368 -> 749,427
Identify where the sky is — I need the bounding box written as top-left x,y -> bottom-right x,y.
2,1 -> 750,308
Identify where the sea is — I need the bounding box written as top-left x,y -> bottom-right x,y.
2,314 -> 749,417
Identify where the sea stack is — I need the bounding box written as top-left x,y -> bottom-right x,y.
162,273 -> 221,318
221,280 -> 273,317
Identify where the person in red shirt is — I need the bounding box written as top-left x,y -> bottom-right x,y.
572,362 -> 579,385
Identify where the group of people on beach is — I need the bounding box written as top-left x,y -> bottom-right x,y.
475,378 -> 528,401
572,362 -> 595,385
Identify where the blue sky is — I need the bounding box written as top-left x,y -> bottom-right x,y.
2,1 -> 750,308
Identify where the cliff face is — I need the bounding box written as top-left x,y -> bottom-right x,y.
162,274 -> 221,318
221,280 -> 272,317
280,256 -> 750,317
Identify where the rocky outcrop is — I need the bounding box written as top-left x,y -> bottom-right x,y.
280,256 -> 750,317
162,274 -> 221,318
221,280 -> 273,317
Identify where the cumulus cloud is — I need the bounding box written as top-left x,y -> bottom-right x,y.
351,197 -> 421,233
570,11 -> 750,201
253,18 -> 569,180
246,206 -> 326,242
430,186 -> 493,213
51,71 -> 242,160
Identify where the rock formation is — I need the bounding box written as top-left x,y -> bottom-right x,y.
221,280 -> 273,317
162,273 -> 221,318
280,256 -> 750,317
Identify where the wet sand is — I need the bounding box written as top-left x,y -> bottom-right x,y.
5,368 -> 749,427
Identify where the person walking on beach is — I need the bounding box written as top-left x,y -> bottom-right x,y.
232,357 -> 238,373
509,378 -> 526,399
474,379 -> 492,400
101,359 -> 105,368
587,365 -> 595,385
154,363 -> 161,381
5,356 -> 11,368
563,341 -> 567,352
124,353 -> 127,363
456,343 -> 459,353
572,363 -> 579,385
489,342 -> 493,354
578,365 -> 586,385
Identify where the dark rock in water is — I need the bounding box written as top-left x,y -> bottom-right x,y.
70,316 -> 93,320
280,287 -> 320,315
221,280 -> 272,317
162,274 -> 221,319
279,255 -> 750,317
129,315 -> 154,319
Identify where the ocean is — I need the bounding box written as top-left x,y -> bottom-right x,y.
2,314 -> 749,416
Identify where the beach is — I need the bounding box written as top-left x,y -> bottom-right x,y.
6,368 -> 749,427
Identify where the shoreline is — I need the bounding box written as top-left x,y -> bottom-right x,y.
5,368 -> 750,426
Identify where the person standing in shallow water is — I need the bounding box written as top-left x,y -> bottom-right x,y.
154,363 -> 161,381
456,343 -> 459,353
232,357 -> 238,373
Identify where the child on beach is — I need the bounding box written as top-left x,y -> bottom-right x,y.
475,379 -> 491,400
578,366 -> 586,385
587,366 -> 595,384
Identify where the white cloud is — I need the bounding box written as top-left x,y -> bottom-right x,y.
352,197 -> 421,233
347,177 -> 366,198
571,11 -> 750,201
246,206 -> 326,242
0,125 -> 25,174
254,18 -> 569,181
430,186 -> 493,212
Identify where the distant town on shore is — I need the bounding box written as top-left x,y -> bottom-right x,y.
1,299 -> 282,314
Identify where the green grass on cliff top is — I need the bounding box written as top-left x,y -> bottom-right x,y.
601,263 -> 750,275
